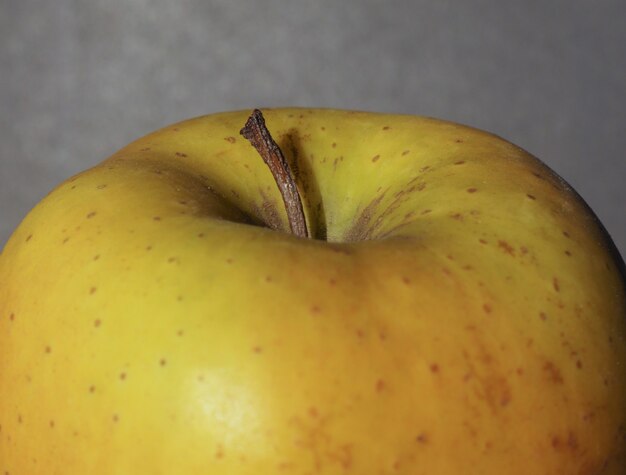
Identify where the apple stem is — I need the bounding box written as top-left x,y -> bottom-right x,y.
240,109 -> 309,238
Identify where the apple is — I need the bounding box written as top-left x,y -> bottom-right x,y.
1,108 -> 625,474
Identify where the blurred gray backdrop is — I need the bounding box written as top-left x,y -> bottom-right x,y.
1,0 -> 625,256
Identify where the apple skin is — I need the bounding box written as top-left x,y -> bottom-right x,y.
0,108 -> 625,474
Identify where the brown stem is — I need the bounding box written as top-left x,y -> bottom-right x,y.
240,109 -> 309,238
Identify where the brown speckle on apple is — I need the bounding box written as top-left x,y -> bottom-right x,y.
543,361 -> 564,384
498,241 -> 515,256
215,444 -> 225,459
372,154 -> 380,162
551,432 -> 579,452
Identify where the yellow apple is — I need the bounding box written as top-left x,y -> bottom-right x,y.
1,108 -> 624,474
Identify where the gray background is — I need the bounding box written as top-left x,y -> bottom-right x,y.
1,0 -> 625,257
